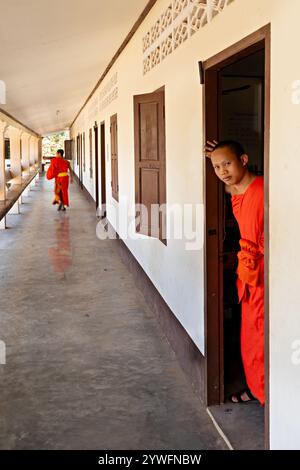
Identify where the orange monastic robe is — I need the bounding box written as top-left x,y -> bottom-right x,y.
46,157 -> 70,206
232,176 -> 264,405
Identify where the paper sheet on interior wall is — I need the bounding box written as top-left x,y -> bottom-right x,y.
142,0 -> 235,75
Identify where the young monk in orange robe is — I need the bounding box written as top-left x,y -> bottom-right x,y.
46,149 -> 73,211
206,140 -> 264,405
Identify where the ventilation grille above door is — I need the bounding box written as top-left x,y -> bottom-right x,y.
143,0 -> 235,74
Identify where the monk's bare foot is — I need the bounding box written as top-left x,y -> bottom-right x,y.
230,388 -> 256,403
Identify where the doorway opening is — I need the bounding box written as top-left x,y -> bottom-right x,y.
221,49 -> 264,404
79,134 -> 84,190
77,134 -> 83,190
203,26 -> 270,450
100,122 -> 106,218
94,123 -> 99,211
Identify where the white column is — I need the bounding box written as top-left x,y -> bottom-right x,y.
8,126 -> 22,184
29,136 -> 36,171
35,138 -> 39,164
20,132 -> 31,201
38,137 -> 42,170
0,120 -> 7,202
21,133 -> 31,175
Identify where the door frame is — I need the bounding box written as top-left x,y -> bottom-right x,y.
94,122 -> 99,210
80,133 -> 83,190
100,121 -> 106,218
203,24 -> 270,448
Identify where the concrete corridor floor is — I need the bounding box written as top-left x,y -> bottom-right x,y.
0,176 -> 227,450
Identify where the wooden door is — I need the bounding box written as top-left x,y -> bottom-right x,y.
94,123 -> 99,209
203,26 -> 270,449
64,140 -> 72,161
79,134 -> 83,189
110,114 -> 119,202
100,122 -> 106,217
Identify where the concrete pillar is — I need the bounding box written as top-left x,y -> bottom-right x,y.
37,137 -> 42,164
0,120 -> 7,202
34,138 -> 37,162
8,126 -> 22,184
29,136 -> 36,171
38,137 -> 42,172
21,133 -> 31,175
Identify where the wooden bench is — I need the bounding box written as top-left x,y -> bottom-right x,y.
0,169 -> 40,229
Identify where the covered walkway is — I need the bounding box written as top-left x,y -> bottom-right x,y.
0,177 -> 227,450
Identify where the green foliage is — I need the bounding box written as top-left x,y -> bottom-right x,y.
42,131 -> 69,157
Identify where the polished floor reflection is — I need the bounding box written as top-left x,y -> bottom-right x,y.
48,216 -> 73,277
0,177 -> 227,450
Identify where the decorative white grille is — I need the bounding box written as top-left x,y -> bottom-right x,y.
161,4 -> 173,32
143,55 -> 152,74
152,46 -> 161,68
98,72 -> 118,111
99,73 -> 118,101
174,17 -> 188,49
161,33 -> 173,60
99,87 -> 118,111
151,19 -> 161,45
173,0 -> 189,19
143,0 -> 234,74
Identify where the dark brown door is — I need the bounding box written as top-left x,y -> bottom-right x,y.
64,140 -> 72,161
110,114 -> 119,202
203,25 -> 270,447
89,129 -> 93,180
80,134 -> 83,189
100,122 -> 106,217
94,123 -> 99,209
76,135 -> 80,167
133,89 -> 166,242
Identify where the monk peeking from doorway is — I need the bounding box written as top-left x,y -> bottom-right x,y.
205,140 -> 264,405
46,149 -> 73,211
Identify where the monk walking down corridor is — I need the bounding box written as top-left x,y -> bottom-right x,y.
46,149 -> 73,211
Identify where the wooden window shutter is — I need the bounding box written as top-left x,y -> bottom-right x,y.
110,114 -> 119,201
134,89 -> 166,242
64,139 -> 72,161
89,128 -> 93,179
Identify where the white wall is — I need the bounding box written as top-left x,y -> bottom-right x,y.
71,0 -> 300,449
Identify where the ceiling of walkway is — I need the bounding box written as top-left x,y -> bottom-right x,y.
0,0 -> 150,136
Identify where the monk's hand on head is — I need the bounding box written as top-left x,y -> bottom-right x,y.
204,140 -> 218,158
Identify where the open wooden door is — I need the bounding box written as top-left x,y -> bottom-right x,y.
203,25 -> 270,448
110,114 -> 119,202
94,123 -> 99,210
100,122 -> 106,217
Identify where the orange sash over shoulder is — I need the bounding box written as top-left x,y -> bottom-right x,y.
237,239 -> 263,287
